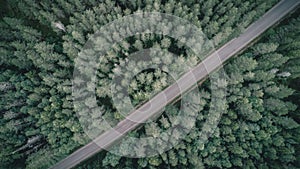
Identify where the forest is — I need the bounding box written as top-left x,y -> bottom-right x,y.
0,0 -> 299,169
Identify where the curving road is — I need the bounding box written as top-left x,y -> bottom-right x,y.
50,0 -> 300,168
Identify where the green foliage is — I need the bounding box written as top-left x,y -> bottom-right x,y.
1,0 -> 299,169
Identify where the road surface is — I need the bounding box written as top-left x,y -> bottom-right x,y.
50,0 -> 300,168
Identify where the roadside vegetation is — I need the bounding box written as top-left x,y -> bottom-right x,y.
0,0 -> 299,168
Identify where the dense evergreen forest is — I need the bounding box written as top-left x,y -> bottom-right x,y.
0,0 -> 299,168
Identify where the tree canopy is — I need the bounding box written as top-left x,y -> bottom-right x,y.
0,0 -> 299,169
